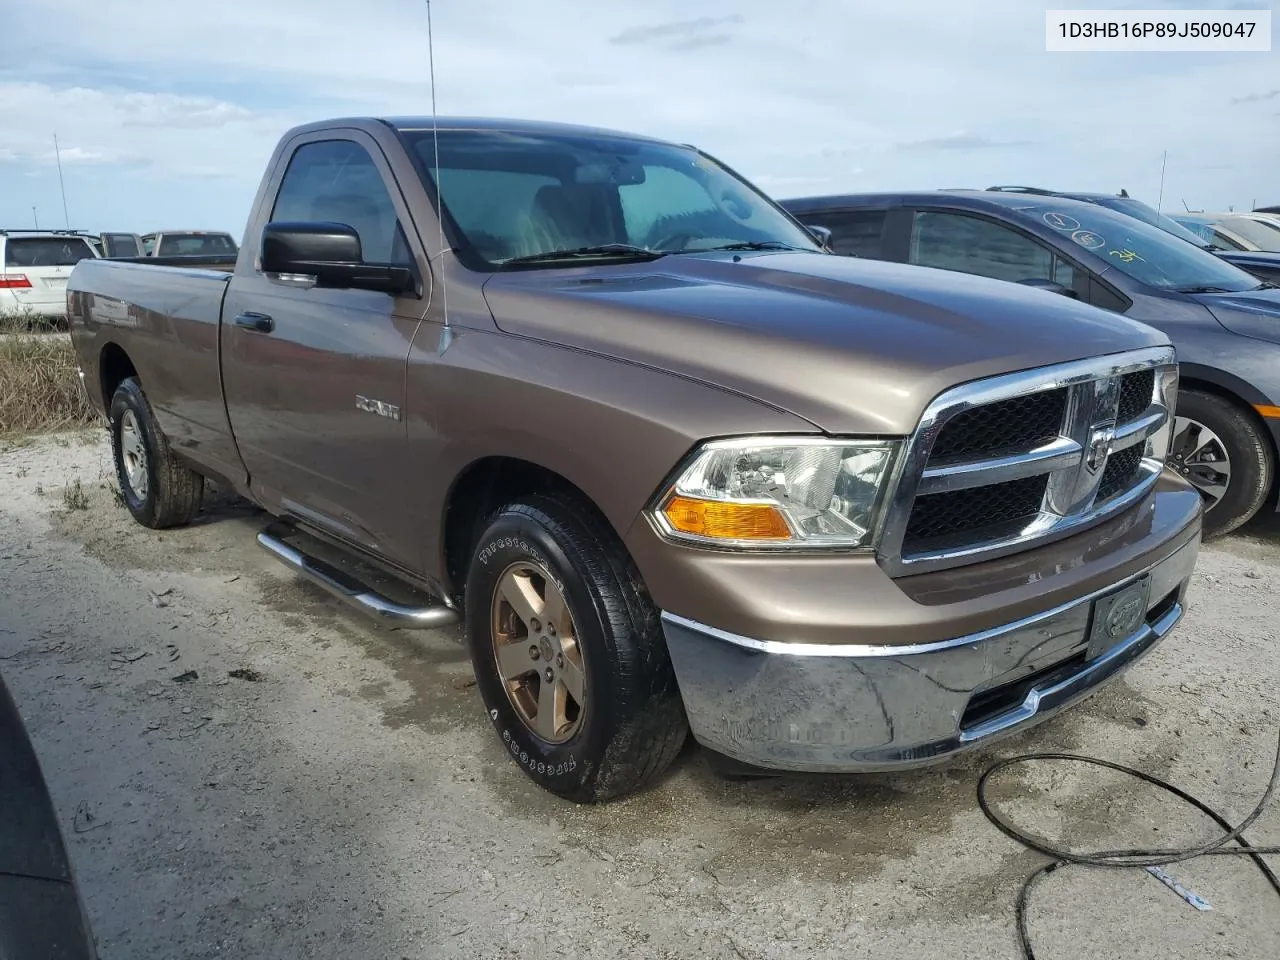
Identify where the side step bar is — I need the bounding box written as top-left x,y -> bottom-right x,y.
256,526 -> 460,630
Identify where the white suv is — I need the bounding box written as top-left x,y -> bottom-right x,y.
0,230 -> 100,324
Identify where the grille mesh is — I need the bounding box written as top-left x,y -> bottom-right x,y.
1097,446 -> 1145,502
893,357 -> 1169,568
904,474 -> 1048,546
1117,369 -> 1155,424
929,389 -> 1067,462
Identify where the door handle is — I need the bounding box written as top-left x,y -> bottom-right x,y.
234,312 -> 274,333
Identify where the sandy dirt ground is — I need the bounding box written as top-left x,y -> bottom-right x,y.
2,430 -> 1278,960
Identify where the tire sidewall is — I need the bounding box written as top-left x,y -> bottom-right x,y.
465,508 -> 623,796
1175,390 -> 1271,535
108,381 -> 159,525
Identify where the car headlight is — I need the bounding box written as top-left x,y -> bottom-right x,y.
650,437 -> 901,549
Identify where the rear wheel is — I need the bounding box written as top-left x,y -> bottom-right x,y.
465,493 -> 688,802
1169,389 -> 1273,538
109,377 -> 204,529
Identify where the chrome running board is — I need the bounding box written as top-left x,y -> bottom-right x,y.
256,525 -> 459,630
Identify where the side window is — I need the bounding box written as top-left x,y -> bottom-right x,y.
1051,256 -> 1077,288
806,209 -> 887,258
1088,277 -> 1133,313
270,139 -> 410,265
1211,228 -> 1247,251
910,211 -> 1063,285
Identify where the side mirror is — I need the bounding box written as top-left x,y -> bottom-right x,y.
805,224 -> 834,250
1016,277 -> 1078,299
260,222 -> 413,295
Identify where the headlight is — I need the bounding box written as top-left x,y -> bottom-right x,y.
651,437 -> 900,549
1145,365 -> 1180,461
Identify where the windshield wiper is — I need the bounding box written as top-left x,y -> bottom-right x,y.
1173,285 -> 1235,294
676,240 -> 808,254
497,244 -> 665,267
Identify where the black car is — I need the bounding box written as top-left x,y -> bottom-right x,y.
781,190 -> 1280,538
0,672 -> 97,958
980,186 -> 1280,285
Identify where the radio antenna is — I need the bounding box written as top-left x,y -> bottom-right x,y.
1156,149 -> 1167,215
425,0 -> 449,330
53,133 -> 71,228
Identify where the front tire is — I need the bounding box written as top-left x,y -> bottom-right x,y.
109,377 -> 204,529
465,493 -> 688,802
1169,389 -> 1273,539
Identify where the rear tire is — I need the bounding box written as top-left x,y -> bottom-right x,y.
465,493 -> 688,802
109,377 -> 204,529
1170,389 -> 1273,539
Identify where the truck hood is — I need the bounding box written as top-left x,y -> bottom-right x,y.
481,251 -> 1169,435
1197,286 -> 1280,346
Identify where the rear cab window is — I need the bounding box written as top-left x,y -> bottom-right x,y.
154,234 -> 238,257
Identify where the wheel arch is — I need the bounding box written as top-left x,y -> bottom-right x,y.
441,456 -> 624,601
1177,367 -> 1279,509
98,341 -> 138,412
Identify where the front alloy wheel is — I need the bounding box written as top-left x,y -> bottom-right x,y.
490,561 -> 587,743
465,493 -> 688,802
1165,389 -> 1273,539
1170,415 -> 1231,508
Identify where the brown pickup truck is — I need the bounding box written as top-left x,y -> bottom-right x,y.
68,116 -> 1202,802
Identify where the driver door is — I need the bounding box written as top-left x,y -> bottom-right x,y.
220,132 -> 430,570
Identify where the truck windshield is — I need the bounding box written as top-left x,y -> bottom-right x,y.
3,237 -> 96,267
156,233 -> 238,256
1008,201 -> 1264,293
402,128 -> 821,269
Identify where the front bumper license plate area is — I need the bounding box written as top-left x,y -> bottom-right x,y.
1086,575 -> 1152,661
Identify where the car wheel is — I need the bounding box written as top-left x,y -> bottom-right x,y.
1168,389 -> 1273,538
465,493 -> 688,802
109,377 -> 204,529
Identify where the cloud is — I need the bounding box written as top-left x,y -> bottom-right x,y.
752,174 -> 849,189
1232,89 -> 1280,104
667,34 -> 735,51
0,83 -> 286,178
0,0 -> 1275,229
895,133 -> 1036,152
609,15 -> 745,48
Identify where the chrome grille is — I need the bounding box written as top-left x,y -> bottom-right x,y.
930,390 -> 1067,462
1096,445 -> 1145,502
904,474 -> 1049,545
1117,369 -> 1155,424
879,346 -> 1177,575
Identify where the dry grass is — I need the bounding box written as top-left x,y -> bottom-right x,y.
0,311 -> 98,435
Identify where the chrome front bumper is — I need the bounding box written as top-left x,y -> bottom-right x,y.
661,533 -> 1199,773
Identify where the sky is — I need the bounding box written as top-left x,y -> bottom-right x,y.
1,0 -> 1276,237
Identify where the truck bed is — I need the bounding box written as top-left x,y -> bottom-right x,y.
67,257 -> 239,484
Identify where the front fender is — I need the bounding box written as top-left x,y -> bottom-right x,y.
405,327 -> 815,584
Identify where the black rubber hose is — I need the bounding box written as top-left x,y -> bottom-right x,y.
977,730 -> 1280,960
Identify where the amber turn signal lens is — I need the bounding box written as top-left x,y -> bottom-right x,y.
662,495 -> 792,541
